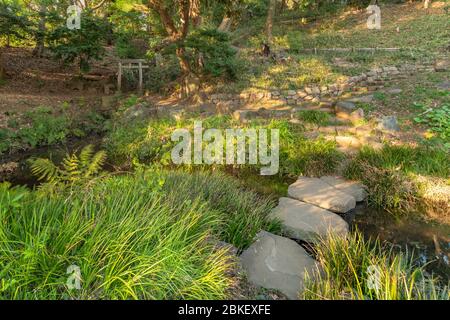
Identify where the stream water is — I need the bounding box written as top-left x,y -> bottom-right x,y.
346,205 -> 450,282
1,140 -> 449,283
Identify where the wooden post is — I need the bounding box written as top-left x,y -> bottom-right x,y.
138,61 -> 143,94
118,62 -> 122,92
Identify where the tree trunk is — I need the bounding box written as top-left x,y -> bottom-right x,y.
266,0 -> 276,45
0,49 -> 5,80
33,4 -> 47,57
424,0 -> 431,9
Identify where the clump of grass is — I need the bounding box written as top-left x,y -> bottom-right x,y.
304,231 -> 449,300
344,144 -> 449,216
296,110 -> 332,127
0,168 -> 278,299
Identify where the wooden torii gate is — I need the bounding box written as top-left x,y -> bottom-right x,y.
117,59 -> 149,93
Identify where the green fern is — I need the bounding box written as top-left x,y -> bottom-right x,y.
30,144 -> 106,185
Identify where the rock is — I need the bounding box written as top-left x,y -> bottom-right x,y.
104,84 -> 115,95
240,231 -> 319,299
270,197 -> 349,242
320,176 -> 367,202
434,59 -> 449,72
335,136 -> 362,149
350,108 -> 365,122
215,241 -> 238,256
377,116 -> 400,131
348,94 -> 374,103
288,177 -> 356,213
335,101 -> 356,119
123,102 -> 157,119
385,88 -> 403,94
436,81 -> 450,91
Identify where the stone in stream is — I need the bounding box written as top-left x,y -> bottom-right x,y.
288,177 -> 356,213
240,231 -> 319,299
270,197 -> 349,242
320,176 -> 367,202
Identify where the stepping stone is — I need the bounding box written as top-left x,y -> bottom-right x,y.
270,197 -> 349,242
240,231 -> 319,299
288,177 -> 356,213
320,176 -> 367,202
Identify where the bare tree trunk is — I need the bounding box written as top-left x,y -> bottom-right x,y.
424,0 -> 431,9
0,49 -> 5,80
33,3 -> 46,57
147,0 -> 201,97
266,0 -> 276,45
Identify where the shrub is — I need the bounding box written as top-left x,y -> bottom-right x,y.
17,109 -> 69,148
185,29 -> 239,79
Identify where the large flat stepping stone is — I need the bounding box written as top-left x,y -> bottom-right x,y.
320,176 -> 367,202
288,177 -> 356,213
270,197 -> 349,242
240,231 -> 319,299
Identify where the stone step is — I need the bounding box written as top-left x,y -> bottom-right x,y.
270,197 -> 349,242
239,231 -> 320,300
319,176 -> 367,202
288,177 -> 356,213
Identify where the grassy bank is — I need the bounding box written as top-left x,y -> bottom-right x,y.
104,114 -> 342,178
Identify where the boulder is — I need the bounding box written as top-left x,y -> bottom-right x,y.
335,136 -> 362,149
288,177 -> 356,213
240,231 -> 319,299
377,115 -> 400,131
434,59 -> 449,72
348,94 -> 374,103
270,197 -> 349,242
320,176 -> 367,202
335,101 -> 356,119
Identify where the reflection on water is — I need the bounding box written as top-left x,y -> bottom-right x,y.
345,204 -> 450,283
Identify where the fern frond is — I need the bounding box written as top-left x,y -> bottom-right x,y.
79,144 -> 94,168
30,158 -> 61,182
85,150 -> 107,178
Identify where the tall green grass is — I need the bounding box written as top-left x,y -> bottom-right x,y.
344,145 -> 449,214
304,232 -> 449,300
104,115 -> 342,178
0,169 -> 276,299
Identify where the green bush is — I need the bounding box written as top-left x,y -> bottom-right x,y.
185,29 -> 239,79
17,109 -> 69,148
